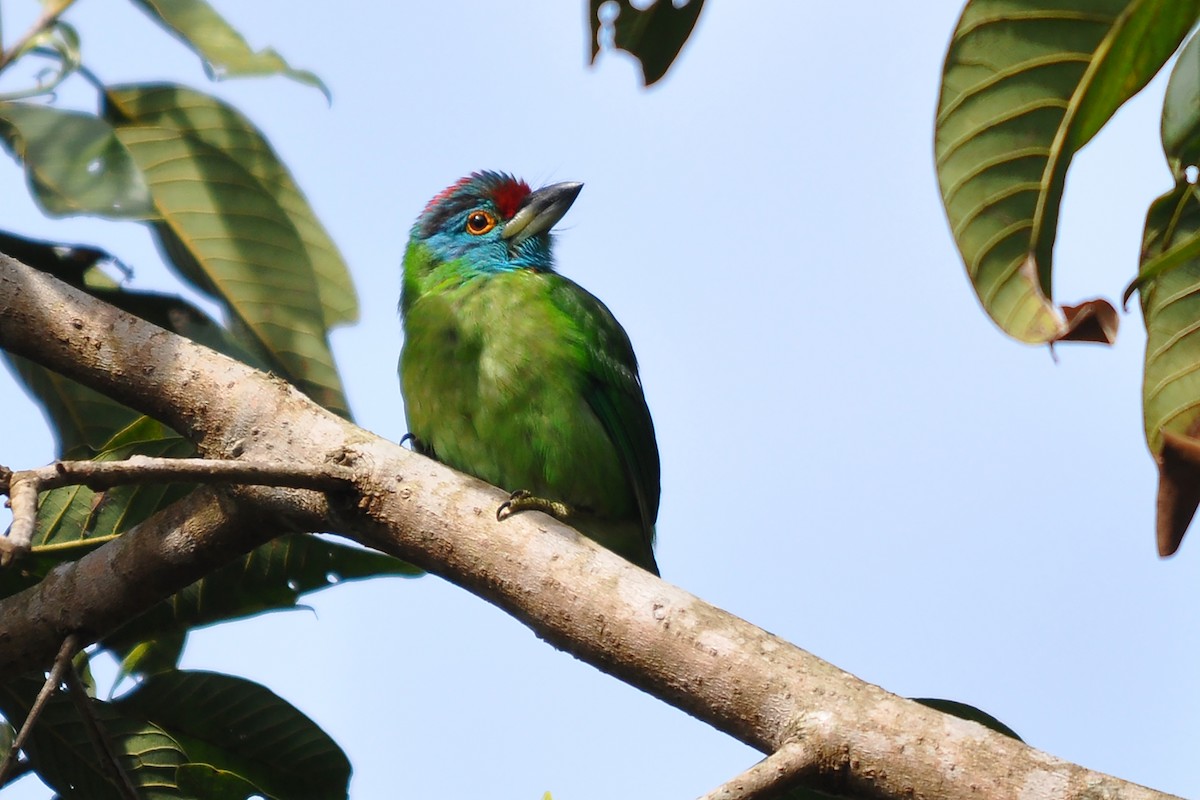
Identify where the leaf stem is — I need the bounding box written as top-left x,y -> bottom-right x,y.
0,0 -> 77,73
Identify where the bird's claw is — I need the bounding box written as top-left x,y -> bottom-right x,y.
496,489 -> 573,522
399,433 -> 428,455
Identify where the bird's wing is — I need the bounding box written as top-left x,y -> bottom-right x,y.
548,277 -> 661,544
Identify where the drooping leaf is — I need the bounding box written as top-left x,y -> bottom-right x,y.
102,533 -> 420,676
912,697 -> 1023,741
106,83 -> 357,329
1139,183 -> 1200,555
589,0 -> 704,86
0,675 -> 189,800
935,0 -> 1200,344
1138,35 -> 1200,555
111,124 -> 350,416
128,0 -> 328,97
115,670 -> 350,800
0,102 -> 155,218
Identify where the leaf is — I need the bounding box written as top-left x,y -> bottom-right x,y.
128,0 -> 329,97
106,83 -> 358,329
101,533 -> 421,676
912,697 -> 1023,741
0,675 -> 190,800
0,102 -> 155,218
115,670 -> 350,800
30,417 -> 196,552
1126,28 -> 1200,296
589,0 -> 704,86
1139,183 -> 1200,554
176,763 -> 268,800
934,0 -> 1200,344
112,124 -> 351,416
1162,29 -> 1200,177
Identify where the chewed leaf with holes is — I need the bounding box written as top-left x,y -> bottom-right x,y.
115,670 -> 350,800
0,102 -> 155,218
935,0 -> 1199,344
129,0 -> 328,97
589,0 -> 704,86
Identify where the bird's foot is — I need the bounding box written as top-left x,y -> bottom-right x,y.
496,489 -> 574,522
399,433 -> 429,456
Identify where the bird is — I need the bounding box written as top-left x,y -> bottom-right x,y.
399,171 -> 660,574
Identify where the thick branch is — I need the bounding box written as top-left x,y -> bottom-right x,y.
0,254 -> 1179,800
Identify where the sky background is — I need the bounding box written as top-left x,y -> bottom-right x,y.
1,1 -> 1197,798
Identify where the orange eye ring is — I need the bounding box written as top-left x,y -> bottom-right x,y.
466,210 -> 497,235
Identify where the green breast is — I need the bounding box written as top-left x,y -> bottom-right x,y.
400,270 -> 636,522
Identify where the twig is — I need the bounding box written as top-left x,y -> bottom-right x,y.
3,475 -> 38,565
65,659 -> 139,800
0,0 -> 77,72
0,634 -> 79,786
698,742 -> 817,800
0,456 -> 356,564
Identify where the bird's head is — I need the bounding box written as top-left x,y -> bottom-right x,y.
407,171 -> 583,277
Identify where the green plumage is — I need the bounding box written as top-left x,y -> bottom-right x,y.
399,173 -> 660,573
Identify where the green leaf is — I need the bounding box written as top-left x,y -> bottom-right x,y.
115,670 -> 350,800
589,0 -> 704,86
0,675 -> 189,800
106,83 -> 358,329
1163,30 -> 1200,176
129,0 -> 329,98
1141,183 -> 1200,455
112,124 -> 351,416
176,763 -> 268,800
0,102 -> 155,218
101,533 -> 421,675
912,697 -> 1023,741
935,0 -> 1199,344
30,417 -> 195,551
1137,183 -> 1200,555
0,718 -> 15,757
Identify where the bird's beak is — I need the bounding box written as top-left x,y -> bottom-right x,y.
502,181 -> 583,247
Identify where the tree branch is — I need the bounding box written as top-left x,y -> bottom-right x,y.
0,634 -> 77,787
698,741 -> 816,800
0,456 -> 356,563
0,253 -> 1181,800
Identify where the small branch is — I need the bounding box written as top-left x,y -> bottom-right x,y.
0,0 -> 76,72
699,742 -> 817,800
0,456 -> 355,564
2,475 -> 39,566
0,634 -> 79,786
65,660 -> 138,800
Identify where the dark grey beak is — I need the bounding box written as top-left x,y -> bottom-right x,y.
501,181 -> 583,247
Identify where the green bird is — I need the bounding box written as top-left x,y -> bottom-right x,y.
399,171 -> 660,574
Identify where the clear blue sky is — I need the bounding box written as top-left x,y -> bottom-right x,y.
1,2 -> 1197,798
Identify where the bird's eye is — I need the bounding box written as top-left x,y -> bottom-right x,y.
466,210 -> 497,235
